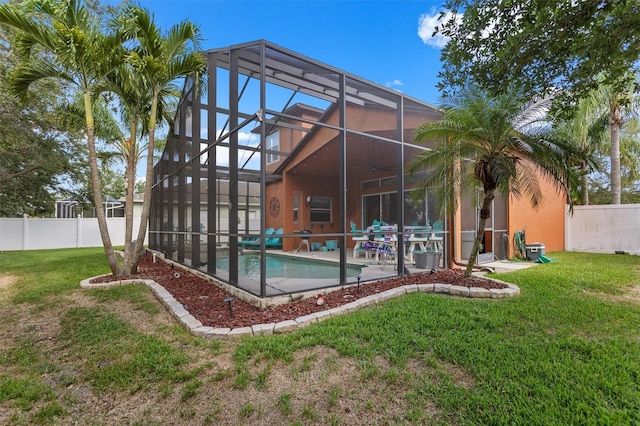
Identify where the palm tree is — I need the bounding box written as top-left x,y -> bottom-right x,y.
1,1 -> 204,277
554,95 -> 605,205
0,0 -> 128,274
591,76 -> 639,204
115,6 -> 207,273
409,86 -> 584,277
96,64 -> 177,274
95,64 -> 149,270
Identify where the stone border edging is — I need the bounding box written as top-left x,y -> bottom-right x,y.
80,277 -> 520,339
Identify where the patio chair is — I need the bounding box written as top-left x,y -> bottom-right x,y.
406,227 -> 429,262
239,227 -> 275,249
427,221 -> 444,252
351,222 -> 369,258
350,221 -> 366,233
371,221 -> 383,242
265,228 -> 283,249
378,231 -> 398,270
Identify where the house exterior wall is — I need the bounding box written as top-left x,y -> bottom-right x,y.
266,105 -> 322,173
507,173 -> 567,253
266,103 -> 433,253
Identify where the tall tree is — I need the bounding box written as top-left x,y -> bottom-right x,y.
553,94 -> 605,205
436,1 -> 640,107
115,6 -> 206,274
588,116 -> 640,204
591,77 -> 639,204
0,0 -> 128,273
1,0 -> 205,276
58,93 -> 128,205
410,86 -> 584,276
0,20 -> 86,217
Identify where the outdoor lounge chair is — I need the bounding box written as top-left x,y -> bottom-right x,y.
239,227 -> 275,249
265,228 -> 283,249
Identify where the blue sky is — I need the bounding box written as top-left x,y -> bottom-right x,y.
136,0 -> 451,105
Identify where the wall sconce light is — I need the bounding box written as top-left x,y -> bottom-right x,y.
306,195 -> 311,203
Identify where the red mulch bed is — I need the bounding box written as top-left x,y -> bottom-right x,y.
90,252 -> 507,329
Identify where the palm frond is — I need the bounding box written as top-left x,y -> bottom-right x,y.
8,57 -> 73,100
0,4 -> 58,53
165,20 -> 202,59
412,83 -> 588,217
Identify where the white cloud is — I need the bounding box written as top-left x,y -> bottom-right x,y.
385,79 -> 404,90
213,130 -> 260,167
417,9 -> 462,49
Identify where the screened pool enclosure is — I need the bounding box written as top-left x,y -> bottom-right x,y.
149,40 -> 447,298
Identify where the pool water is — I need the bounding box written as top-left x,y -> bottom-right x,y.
217,254 -> 363,280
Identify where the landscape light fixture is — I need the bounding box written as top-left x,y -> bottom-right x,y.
224,297 -> 234,317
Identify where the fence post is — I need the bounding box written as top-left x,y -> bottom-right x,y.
77,215 -> 82,248
22,214 -> 28,251
564,204 -> 570,252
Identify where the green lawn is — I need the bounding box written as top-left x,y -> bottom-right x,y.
1,248 -> 639,424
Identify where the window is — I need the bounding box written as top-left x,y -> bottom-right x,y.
309,196 -> 331,223
266,131 -> 279,164
293,192 -> 300,223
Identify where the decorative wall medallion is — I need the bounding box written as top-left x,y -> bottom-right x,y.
346,197 -> 356,218
269,196 -> 280,217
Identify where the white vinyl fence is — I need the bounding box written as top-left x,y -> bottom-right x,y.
4,206 -> 638,254
565,204 -> 640,255
0,216 -> 147,251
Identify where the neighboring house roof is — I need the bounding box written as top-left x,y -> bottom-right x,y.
118,193 -> 145,204
56,195 -> 122,206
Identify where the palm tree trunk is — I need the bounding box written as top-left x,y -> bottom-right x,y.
465,189 -> 494,277
132,95 -> 159,272
85,91 -> 120,275
581,171 -> 589,205
610,104 -> 622,204
123,119 -> 138,275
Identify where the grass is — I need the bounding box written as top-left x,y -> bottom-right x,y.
88,285 -> 161,314
0,248 -> 110,304
1,248 -> 639,424
231,251 -> 640,424
60,306 -> 193,392
278,392 -> 293,415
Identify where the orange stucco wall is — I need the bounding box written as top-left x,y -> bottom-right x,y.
267,113 -> 569,256
264,103 -> 442,252
507,173 -> 566,253
265,182 -> 285,232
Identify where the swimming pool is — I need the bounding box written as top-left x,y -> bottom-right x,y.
217,253 -> 363,280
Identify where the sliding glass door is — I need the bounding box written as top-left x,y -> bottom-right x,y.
362,190 -> 440,228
